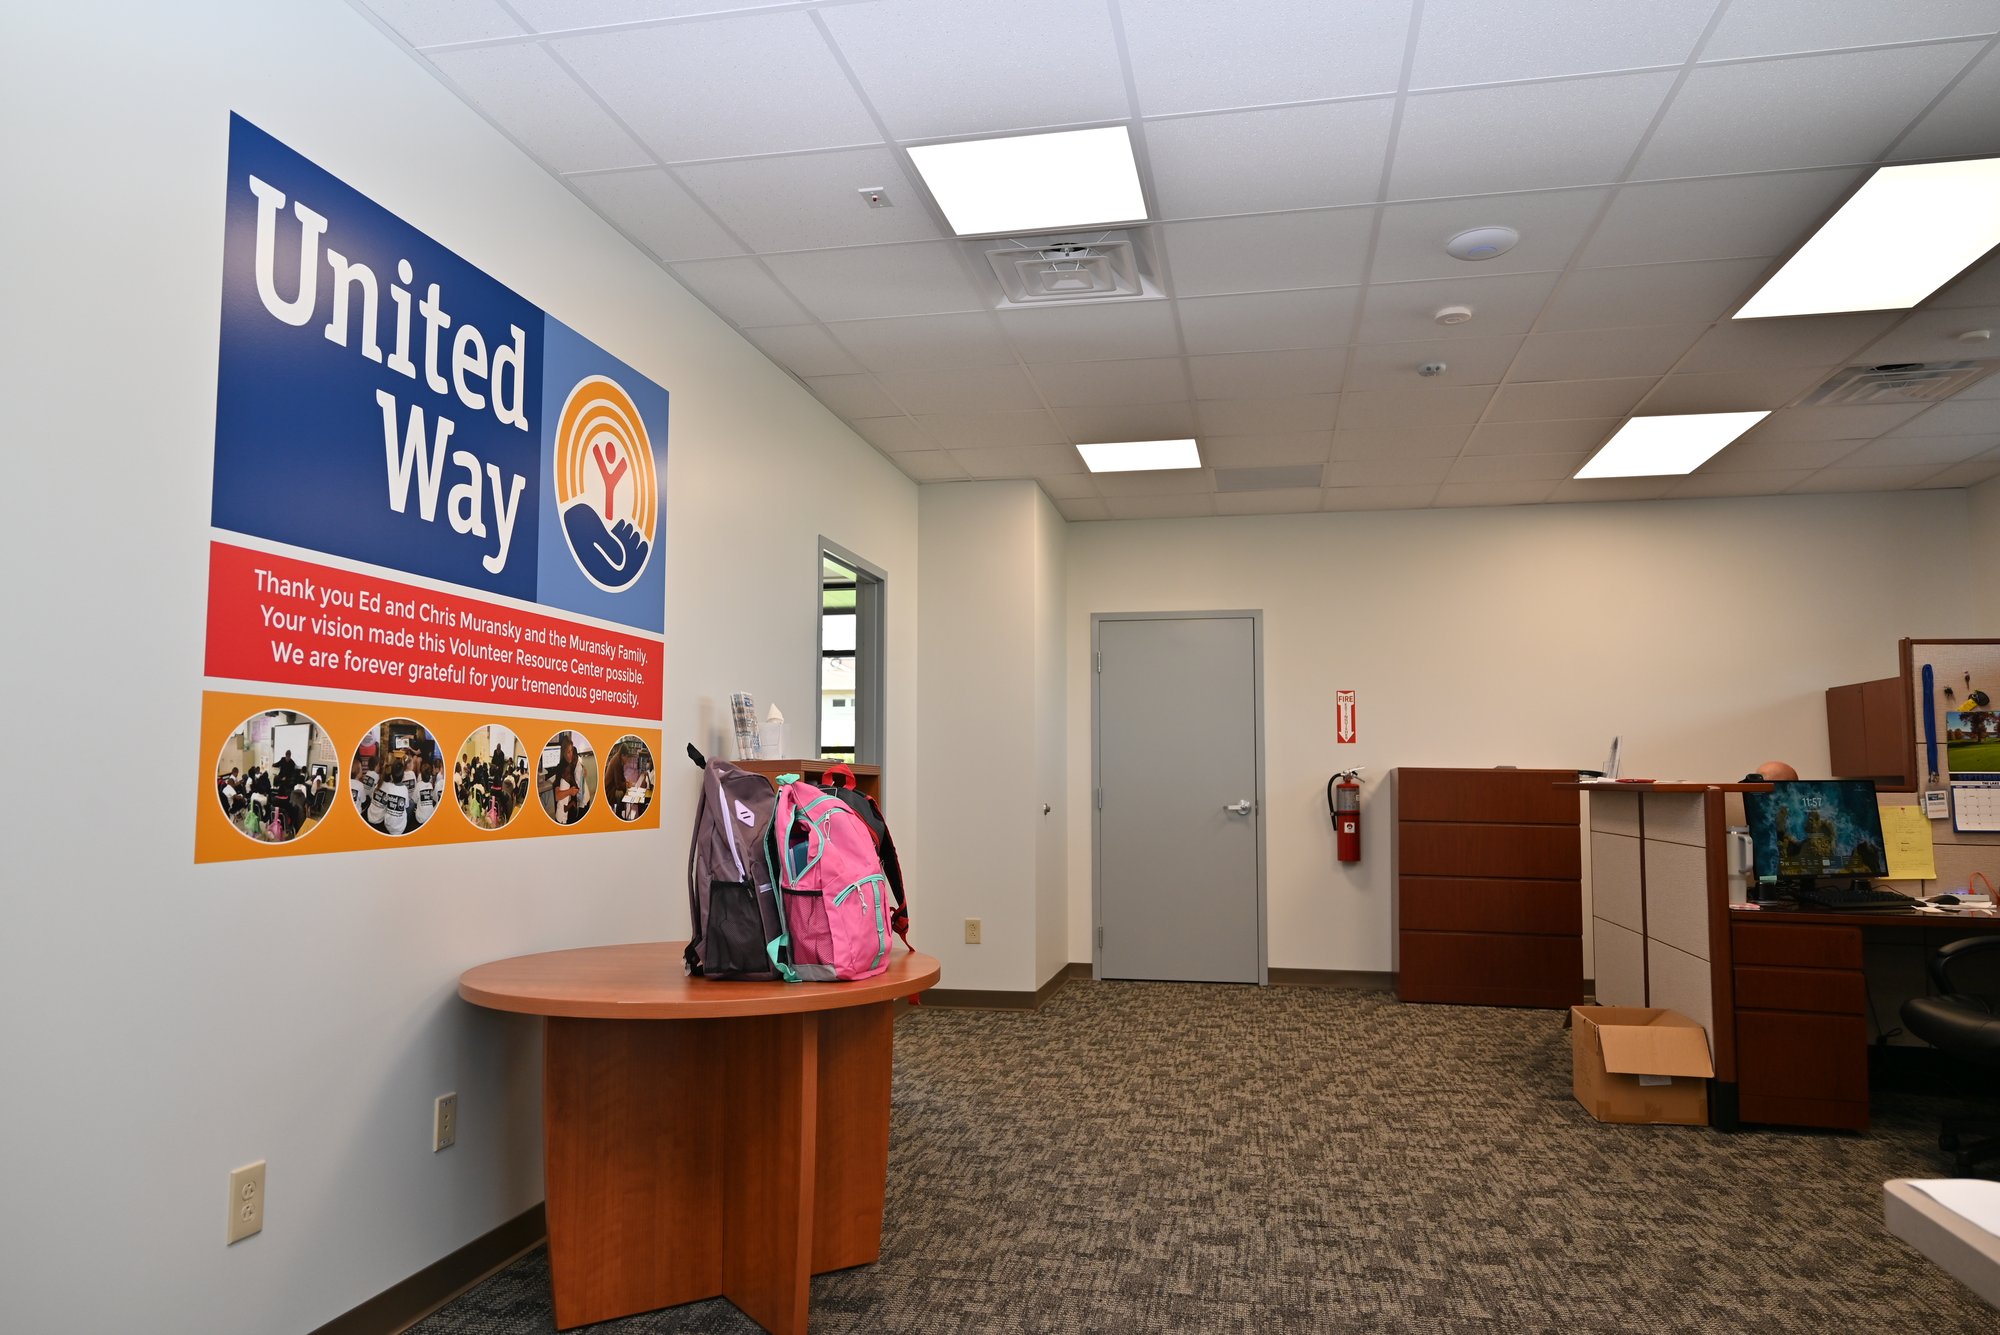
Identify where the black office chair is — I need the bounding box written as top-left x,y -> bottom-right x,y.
1902,937 -> 2000,1173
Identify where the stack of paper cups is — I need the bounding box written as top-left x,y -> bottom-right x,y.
729,692 -> 760,759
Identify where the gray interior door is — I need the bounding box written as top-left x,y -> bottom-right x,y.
1096,614 -> 1262,983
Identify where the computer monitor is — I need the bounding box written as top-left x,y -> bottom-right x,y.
1743,779 -> 1888,886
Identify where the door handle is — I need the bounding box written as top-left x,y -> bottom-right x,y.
1225,799 -> 1253,814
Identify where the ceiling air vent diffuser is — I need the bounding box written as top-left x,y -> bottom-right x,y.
1798,361 -> 1997,407
974,230 -> 1161,308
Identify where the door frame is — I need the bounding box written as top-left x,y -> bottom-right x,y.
1090,610 -> 1268,985
817,537 -> 885,766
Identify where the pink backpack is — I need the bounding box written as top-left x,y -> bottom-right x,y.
772,780 -> 893,981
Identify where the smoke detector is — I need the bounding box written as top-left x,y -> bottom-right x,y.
1417,362 -> 1447,377
1434,305 -> 1474,325
1445,226 -> 1520,261
1798,361 -> 1997,407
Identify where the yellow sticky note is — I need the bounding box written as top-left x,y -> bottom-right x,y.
1880,804 -> 1938,881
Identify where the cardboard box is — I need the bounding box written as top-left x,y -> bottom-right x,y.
1571,1006 -> 1714,1126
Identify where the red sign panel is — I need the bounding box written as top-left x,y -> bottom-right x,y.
1336,689 -> 1357,744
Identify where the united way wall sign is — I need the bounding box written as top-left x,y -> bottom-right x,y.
196,115 -> 668,862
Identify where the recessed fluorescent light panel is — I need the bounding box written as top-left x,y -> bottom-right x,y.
907,126 -> 1148,237
1574,413 -> 1769,478
1077,439 -> 1201,473
1735,158 -> 2000,318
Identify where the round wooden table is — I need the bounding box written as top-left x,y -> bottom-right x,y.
460,942 -> 940,1334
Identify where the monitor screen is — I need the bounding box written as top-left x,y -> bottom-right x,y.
1743,780 -> 1887,882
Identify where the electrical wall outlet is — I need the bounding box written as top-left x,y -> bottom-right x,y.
433,1093 -> 458,1152
227,1161 -> 266,1244
964,918 -> 982,945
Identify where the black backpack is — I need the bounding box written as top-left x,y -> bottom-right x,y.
683,745 -> 792,980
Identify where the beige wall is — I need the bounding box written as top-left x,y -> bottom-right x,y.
1064,489 -> 1984,972
2,2 -> 916,1330
1972,477 -> 2000,624
1034,488 -> 1071,986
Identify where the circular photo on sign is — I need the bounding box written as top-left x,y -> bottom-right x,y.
350,719 -> 446,838
536,729 -> 598,827
604,736 -> 656,823
215,709 -> 341,844
457,724 -> 528,831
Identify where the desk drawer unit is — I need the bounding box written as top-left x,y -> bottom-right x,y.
1730,920 -> 1869,1131
1392,769 -> 1582,1009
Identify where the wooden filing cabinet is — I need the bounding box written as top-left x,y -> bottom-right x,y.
1392,768 -> 1583,1009
1731,920 -> 1870,1130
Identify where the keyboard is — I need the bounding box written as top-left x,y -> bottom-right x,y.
1789,883 -> 1921,912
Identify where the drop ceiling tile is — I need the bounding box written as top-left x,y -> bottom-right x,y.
1215,488 -> 1326,515
1118,0 -> 1415,115
1507,325 -> 1705,382
1636,364 -> 1833,413
819,0 -> 1129,140
1200,433 -> 1336,467
1678,312 -> 1901,373
1037,473 -> 1101,500
1549,476 -> 1680,503
1056,402 -> 1199,443
1538,258 -> 1776,331
427,42 -> 651,173
1447,451 -> 1593,483
509,0 -> 801,28
1346,335 -> 1524,390
1955,373 -> 2000,401
1177,289 -> 1361,355
1745,403 -> 1931,441
1105,494 -> 1220,519
1485,377 -> 1655,421
805,374 -> 898,418
1189,349 -> 1345,400
1702,0 -> 2000,61
1463,418 -> 1621,455
1841,434 -> 2000,467
1699,436 -> 1866,471
1885,398 -> 2000,436
916,410 -> 1066,449
1925,451 -> 2000,486
1894,43 -> 2000,160
1411,0 -> 1714,87
1634,43 -> 1984,179
874,366 -> 1043,415
1932,254 -> 2000,310
762,243 -> 984,323
1324,456 -> 1455,487
1142,100 -> 1396,218
1029,358 -> 1191,408
1197,396 -> 1341,436
825,312 -> 1017,371
850,416 -> 936,453
1390,74 -> 1676,200
1355,272 -> 1562,342
554,13 -> 882,162
670,257 -> 812,326
672,149 -> 942,253
1323,484 -> 1441,511
1056,495 -> 1112,521
1580,169 -> 1863,268
1790,464 -> 1954,492
1331,424 -> 1473,459
1667,469 -> 1817,497
1339,385 -> 1496,429
569,168 -> 745,261
1854,307 -> 2000,365
891,450 -> 970,481
1159,210 -> 1376,297
998,301 -> 1184,362
952,443 -> 1086,478
1371,189 -> 1609,283
1434,480 -> 1559,507
1092,468 -> 1216,497
740,324 -> 863,376
366,0 -> 524,48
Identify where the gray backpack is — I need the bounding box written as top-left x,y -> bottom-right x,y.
683,746 -> 793,980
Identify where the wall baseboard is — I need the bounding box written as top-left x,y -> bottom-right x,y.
920,961 -> 1091,1011
308,1203 -> 545,1335
1268,968 -> 1395,990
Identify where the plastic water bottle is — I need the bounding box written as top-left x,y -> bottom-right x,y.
760,704 -> 786,760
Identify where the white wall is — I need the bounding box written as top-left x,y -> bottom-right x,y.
1972,477 -> 2000,624
0,3 -> 916,1332
1064,490 -> 1982,972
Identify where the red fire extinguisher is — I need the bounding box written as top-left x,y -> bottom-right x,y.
1328,768 -> 1363,863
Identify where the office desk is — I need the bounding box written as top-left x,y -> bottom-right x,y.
1884,1179 -> 2000,1310
459,942 -> 940,1334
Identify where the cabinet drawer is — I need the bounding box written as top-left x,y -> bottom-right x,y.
1396,769 -> 1579,825
1733,965 -> 1865,1015
1398,877 -> 1580,936
1732,921 -> 1863,970
1736,1010 -> 1868,1105
1396,824 -> 1581,880
1396,930 -> 1582,1009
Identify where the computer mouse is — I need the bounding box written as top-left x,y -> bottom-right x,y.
1933,894 -> 1962,906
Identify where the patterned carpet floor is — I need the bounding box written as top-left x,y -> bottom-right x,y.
416,981 -> 1996,1333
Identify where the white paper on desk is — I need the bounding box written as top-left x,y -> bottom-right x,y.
1909,1179 -> 2000,1240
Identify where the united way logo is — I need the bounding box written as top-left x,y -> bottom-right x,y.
553,376 -> 658,592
